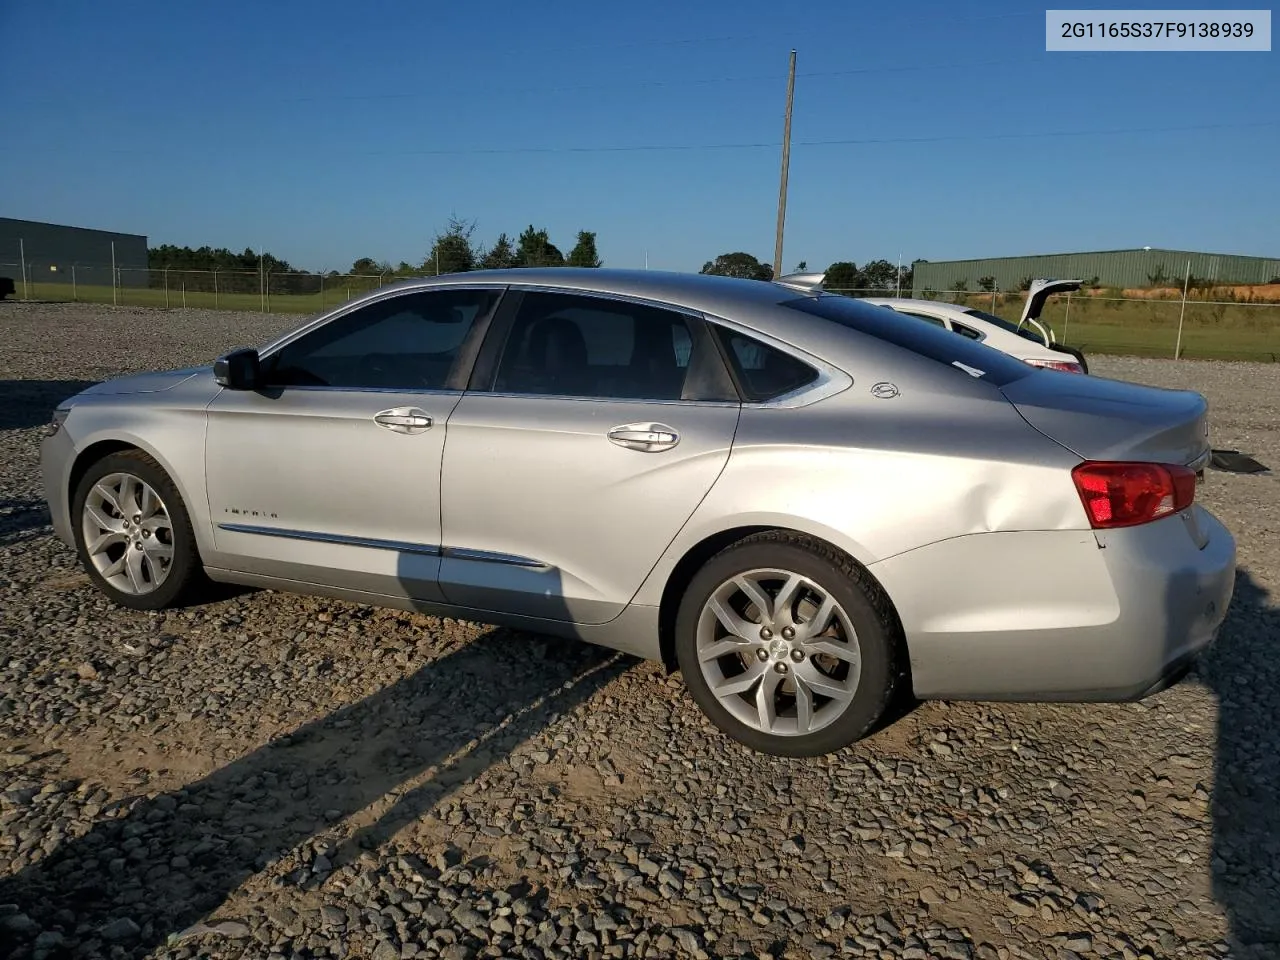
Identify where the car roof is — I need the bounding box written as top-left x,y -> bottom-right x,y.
374,267 -> 808,317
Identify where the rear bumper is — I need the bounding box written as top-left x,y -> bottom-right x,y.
869,505 -> 1236,702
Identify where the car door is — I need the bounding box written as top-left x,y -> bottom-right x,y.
204,285 -> 505,601
437,288 -> 743,624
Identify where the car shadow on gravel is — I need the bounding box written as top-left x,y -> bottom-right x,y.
1201,568 -> 1280,954
0,379 -> 98,431
0,624 -> 632,956
0,498 -> 54,549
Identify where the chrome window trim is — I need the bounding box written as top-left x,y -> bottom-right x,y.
251,385 -> 465,397
462,392 -> 740,408
484,283 -> 737,405
501,282 -> 707,321
256,282 -> 512,360
700,310 -> 853,409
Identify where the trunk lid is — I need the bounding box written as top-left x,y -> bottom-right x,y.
1000,370 -> 1210,467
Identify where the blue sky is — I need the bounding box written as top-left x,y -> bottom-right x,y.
1,0 -> 1275,273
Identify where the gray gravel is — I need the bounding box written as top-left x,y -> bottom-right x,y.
2,302 -> 1278,960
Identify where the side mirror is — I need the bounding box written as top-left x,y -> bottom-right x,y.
214,347 -> 261,389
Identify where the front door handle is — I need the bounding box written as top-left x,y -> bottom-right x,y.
607,422 -> 680,452
374,407 -> 433,435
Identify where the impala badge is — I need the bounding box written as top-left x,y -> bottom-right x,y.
870,382 -> 900,399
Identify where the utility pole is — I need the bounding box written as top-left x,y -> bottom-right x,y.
772,49 -> 796,280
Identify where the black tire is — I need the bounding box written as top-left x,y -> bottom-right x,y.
71,449 -> 208,611
674,530 -> 905,757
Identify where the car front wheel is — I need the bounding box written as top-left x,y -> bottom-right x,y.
72,449 -> 207,610
674,531 -> 904,757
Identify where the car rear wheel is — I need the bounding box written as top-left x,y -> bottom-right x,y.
674,531 -> 903,757
72,449 -> 207,610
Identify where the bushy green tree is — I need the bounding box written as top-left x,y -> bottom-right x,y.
425,216 -> 478,275
516,225 -> 565,267
479,233 -> 518,269
700,252 -> 772,280
824,261 -> 862,290
567,230 -> 602,267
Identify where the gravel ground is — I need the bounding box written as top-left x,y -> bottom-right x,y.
1,301 -> 1277,960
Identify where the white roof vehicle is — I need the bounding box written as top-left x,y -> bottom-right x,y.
863,279 -> 1089,374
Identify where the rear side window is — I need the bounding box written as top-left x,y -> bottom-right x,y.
712,327 -> 819,402
964,308 -> 1047,344
781,294 -> 1032,387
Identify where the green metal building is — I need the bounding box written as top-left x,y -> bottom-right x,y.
911,248 -> 1280,295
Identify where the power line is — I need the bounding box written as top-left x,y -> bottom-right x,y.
12,50 -> 1089,108
309,119 -> 1280,156
6,119 -> 1273,158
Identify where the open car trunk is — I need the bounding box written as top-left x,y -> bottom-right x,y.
1020,278 -> 1084,332
1000,370 -> 1210,468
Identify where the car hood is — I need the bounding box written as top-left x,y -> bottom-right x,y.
73,365 -> 207,399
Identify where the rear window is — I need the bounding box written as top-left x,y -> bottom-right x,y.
780,295 -> 1033,387
963,308 -> 1046,344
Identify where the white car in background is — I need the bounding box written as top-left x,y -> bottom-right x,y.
863,279 -> 1089,374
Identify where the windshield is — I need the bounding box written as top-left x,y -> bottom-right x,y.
963,308 -> 1046,344
780,295 -> 1033,387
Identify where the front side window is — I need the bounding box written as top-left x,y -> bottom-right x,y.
263,288 -> 501,390
493,292 -> 713,401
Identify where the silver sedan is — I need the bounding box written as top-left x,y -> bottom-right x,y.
39,268 -> 1237,756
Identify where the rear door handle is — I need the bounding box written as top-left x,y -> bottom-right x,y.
607,422 -> 679,452
374,407 -> 433,434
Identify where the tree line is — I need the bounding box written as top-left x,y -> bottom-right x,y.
146,219 -> 602,280
148,229 -> 914,295
699,251 -> 913,292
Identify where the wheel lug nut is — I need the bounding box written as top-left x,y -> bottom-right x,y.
760,628 -> 773,640
781,626 -> 795,640
790,648 -> 805,662
756,648 -> 769,662
774,662 -> 789,674
132,515 -> 141,523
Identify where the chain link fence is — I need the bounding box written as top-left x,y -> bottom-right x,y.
0,261 -> 395,314
1,260 -> 1277,361
824,286 -> 1280,362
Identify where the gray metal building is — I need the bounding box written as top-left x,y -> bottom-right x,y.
911,248 -> 1280,295
0,216 -> 149,290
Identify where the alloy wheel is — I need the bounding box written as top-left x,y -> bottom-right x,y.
695,568 -> 862,737
81,471 -> 176,596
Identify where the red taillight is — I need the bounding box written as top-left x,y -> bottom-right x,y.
1026,358 -> 1084,374
1071,461 -> 1197,528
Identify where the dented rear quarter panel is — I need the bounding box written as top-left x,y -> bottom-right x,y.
632,376 -> 1089,606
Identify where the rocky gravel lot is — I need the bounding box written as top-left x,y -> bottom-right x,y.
1,301 -> 1278,960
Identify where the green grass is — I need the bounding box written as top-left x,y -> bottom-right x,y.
15,282 -> 1280,362
930,294 -> 1280,362
20,280 -> 382,315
